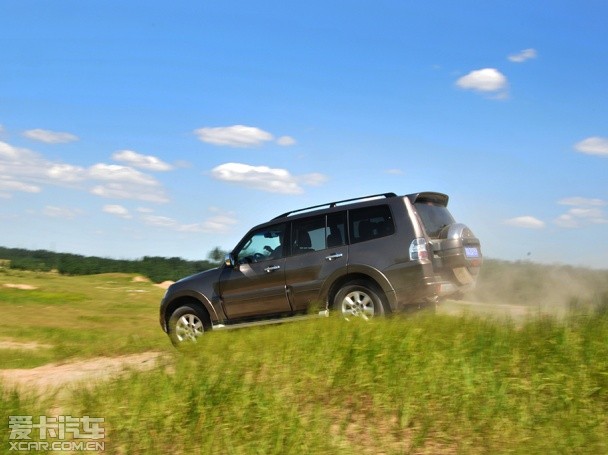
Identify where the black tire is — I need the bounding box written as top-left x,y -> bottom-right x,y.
168,304 -> 209,346
333,281 -> 386,320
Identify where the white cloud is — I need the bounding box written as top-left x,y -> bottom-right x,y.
1,141 -> 82,185
0,142 -> 89,187
574,137 -> 608,157
508,48 -> 537,63
504,216 -> 545,229
0,177 -> 40,194
456,68 -> 508,96
0,143 -> 46,194
47,164 -> 87,182
385,168 -> 404,175
201,207 -> 237,234
0,140 -> 170,203
88,163 -> 158,186
211,162 -> 327,194
141,215 -> 178,229
87,164 -> 169,203
23,128 -> 79,144
194,125 -> 297,148
298,172 -> 328,187
141,208 -> 237,233
555,196 -> 608,228
112,150 -> 173,171
555,211 -> 608,228
554,213 -> 578,228
569,207 -> 606,219
558,197 -> 606,207
103,204 -> 132,219
211,162 -> 300,194
194,125 -> 274,147
91,183 -> 169,203
276,135 -> 296,146
0,141 -> 32,160
43,206 -> 80,219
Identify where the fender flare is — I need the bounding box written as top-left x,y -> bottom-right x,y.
320,264 -> 397,311
162,289 -> 223,327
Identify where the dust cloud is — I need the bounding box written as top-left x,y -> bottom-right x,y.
466,259 -> 608,317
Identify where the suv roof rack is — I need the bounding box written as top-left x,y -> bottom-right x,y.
273,192 -> 397,219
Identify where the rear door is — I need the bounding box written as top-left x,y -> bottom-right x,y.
283,212 -> 348,311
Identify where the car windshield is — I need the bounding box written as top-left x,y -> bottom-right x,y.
414,202 -> 455,238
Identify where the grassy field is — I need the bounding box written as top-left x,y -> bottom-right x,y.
0,269 -> 171,369
1,265 -> 608,454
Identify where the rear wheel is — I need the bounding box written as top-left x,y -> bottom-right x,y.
333,282 -> 386,320
168,304 -> 208,346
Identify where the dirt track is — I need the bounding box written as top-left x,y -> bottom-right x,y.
0,351 -> 163,394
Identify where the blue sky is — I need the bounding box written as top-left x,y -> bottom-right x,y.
1,1 -> 607,268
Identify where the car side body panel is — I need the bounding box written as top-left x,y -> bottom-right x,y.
283,244 -> 349,311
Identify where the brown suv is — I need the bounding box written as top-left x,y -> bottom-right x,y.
160,192 -> 482,345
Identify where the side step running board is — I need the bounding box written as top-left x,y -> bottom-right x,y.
213,310 -> 329,331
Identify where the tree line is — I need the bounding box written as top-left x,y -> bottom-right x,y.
0,246 -> 227,283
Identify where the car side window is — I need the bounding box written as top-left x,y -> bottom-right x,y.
327,212 -> 347,248
236,224 -> 285,264
290,212 -> 347,255
291,216 -> 326,255
349,205 -> 395,244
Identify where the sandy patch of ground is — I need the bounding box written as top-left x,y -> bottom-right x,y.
131,276 -> 150,283
3,283 -> 38,290
0,340 -> 53,350
155,281 -> 174,290
0,352 -> 164,394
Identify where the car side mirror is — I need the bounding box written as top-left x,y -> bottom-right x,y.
224,253 -> 235,268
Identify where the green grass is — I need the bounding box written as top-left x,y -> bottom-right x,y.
63,313 -> 608,454
1,268 -> 608,453
0,269 -> 171,367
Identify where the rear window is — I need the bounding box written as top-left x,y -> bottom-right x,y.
349,205 -> 395,244
414,203 -> 455,238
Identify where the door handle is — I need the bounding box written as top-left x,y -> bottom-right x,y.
264,265 -> 281,273
325,253 -> 344,261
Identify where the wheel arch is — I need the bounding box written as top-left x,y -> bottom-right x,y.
162,291 -> 217,331
324,267 -> 396,313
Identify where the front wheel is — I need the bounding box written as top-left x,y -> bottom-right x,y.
168,304 -> 208,346
333,282 -> 386,320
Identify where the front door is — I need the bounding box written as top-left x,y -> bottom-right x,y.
220,223 -> 291,319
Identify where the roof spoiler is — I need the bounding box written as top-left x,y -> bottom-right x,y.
407,192 -> 449,207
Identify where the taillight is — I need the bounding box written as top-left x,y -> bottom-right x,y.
409,237 -> 428,261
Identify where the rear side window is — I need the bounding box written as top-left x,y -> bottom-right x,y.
349,205 -> 395,244
327,212 -> 346,248
414,203 -> 455,238
291,216 -> 326,255
290,212 -> 347,255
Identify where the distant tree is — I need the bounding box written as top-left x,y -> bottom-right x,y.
207,246 -> 228,264
0,246 -> 217,282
